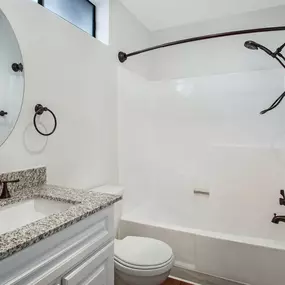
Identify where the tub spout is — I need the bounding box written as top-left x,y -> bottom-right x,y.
272,213 -> 285,224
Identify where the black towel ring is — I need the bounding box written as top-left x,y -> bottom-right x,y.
33,104 -> 57,136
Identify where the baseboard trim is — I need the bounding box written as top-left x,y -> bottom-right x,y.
171,266 -> 250,285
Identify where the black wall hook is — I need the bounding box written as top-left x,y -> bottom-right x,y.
33,104 -> 57,136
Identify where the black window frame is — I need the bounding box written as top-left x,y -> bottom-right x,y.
38,0 -> 96,38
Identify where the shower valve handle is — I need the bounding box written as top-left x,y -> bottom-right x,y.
280,190 -> 285,206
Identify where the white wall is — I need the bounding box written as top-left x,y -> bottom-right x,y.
119,6 -> 285,237
0,0 -> 151,189
119,0 -> 285,31
118,67 -> 155,213
119,67 -> 285,231
110,0 -> 151,78
0,0 -> 109,188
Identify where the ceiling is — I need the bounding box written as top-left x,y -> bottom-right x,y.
119,0 -> 285,31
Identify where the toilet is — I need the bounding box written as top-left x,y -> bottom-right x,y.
90,185 -> 174,285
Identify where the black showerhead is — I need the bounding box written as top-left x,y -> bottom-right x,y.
244,40 -> 273,57
244,40 -> 259,50
244,40 -> 285,69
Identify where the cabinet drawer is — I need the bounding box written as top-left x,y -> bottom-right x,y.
62,242 -> 114,285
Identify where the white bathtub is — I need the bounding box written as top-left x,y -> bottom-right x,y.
120,206 -> 285,285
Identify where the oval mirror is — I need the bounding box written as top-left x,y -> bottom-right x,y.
0,10 -> 24,147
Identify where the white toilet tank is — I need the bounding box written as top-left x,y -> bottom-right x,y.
89,185 -> 124,235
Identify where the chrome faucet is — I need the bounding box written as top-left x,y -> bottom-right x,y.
0,179 -> 20,199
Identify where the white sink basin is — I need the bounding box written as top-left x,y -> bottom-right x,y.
0,199 -> 72,235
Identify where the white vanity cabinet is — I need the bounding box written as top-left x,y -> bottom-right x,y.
0,206 -> 115,285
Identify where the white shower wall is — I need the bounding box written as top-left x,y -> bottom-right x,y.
119,66 -> 285,233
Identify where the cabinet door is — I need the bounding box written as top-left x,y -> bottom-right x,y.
62,242 -> 114,285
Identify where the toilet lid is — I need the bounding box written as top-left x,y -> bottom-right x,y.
115,237 -> 173,268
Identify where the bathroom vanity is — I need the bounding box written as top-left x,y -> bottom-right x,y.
0,168 -> 121,285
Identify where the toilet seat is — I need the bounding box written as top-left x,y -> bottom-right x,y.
114,236 -> 174,277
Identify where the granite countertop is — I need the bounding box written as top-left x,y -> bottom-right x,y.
0,184 -> 121,261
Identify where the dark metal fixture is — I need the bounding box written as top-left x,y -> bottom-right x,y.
33,104 -> 57,136
272,213 -> 285,224
118,26 -> 285,63
0,110 -> 8,117
244,40 -> 260,50
0,179 -> 20,200
11,63 -> 23,72
271,190 -> 285,224
244,40 -> 285,68
279,190 -> 285,206
244,40 -> 274,56
259,91 -> 285,115
243,41 -> 285,115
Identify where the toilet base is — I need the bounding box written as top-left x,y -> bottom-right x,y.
115,269 -> 171,285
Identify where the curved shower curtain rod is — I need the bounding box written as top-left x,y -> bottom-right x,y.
118,26 -> 285,63
119,25 -> 285,115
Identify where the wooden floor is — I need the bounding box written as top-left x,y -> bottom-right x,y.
162,278 -> 192,285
